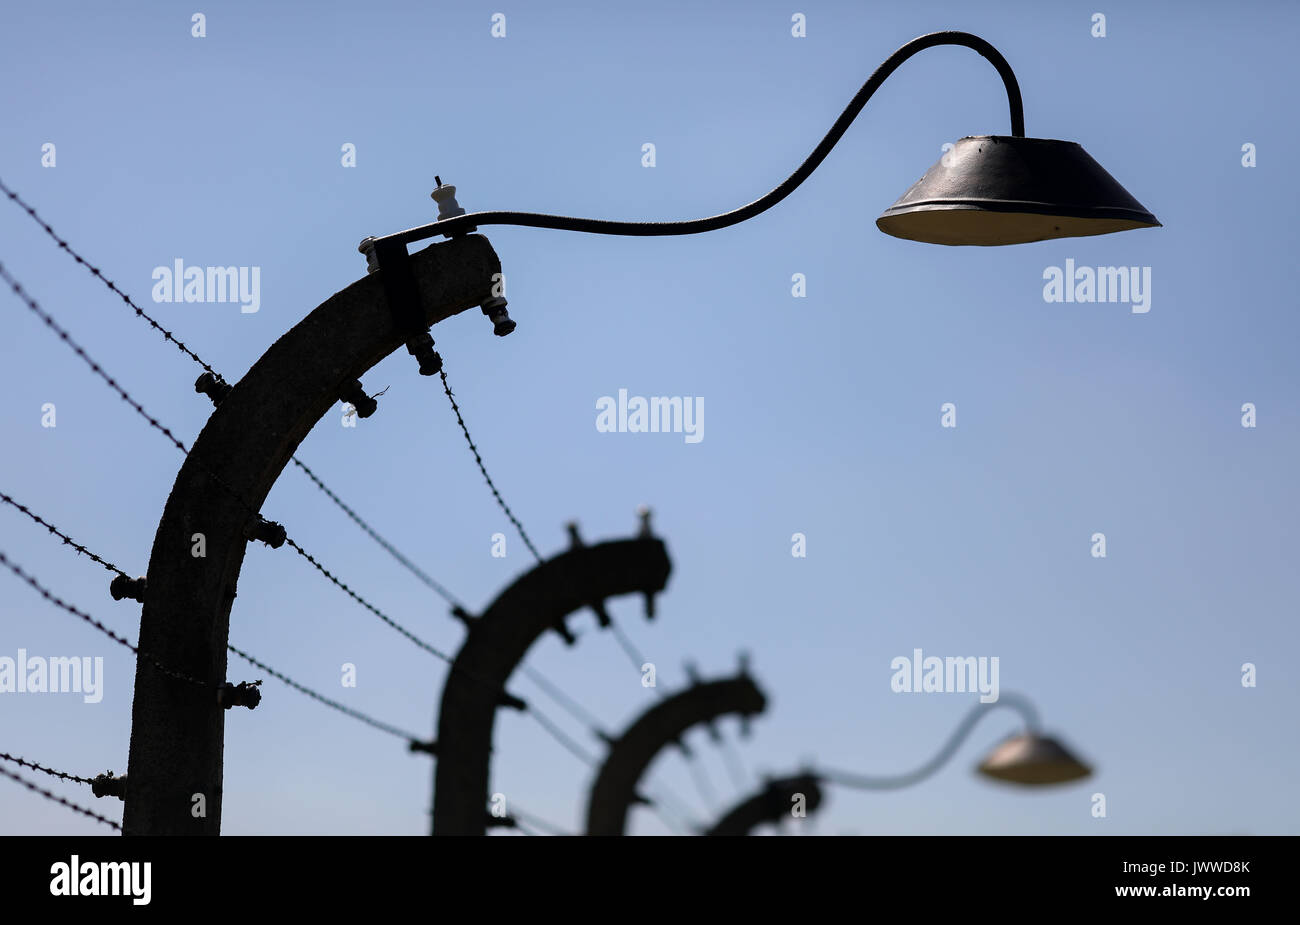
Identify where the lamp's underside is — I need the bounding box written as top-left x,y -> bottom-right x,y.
978,733 -> 1092,785
877,135 -> 1161,246
879,206 -> 1154,246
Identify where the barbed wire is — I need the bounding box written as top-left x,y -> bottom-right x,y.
287,456 -> 463,607
281,538 -> 460,664
0,751 -> 94,786
0,549 -> 209,689
226,644 -> 423,743
0,177 -> 219,376
438,366 -> 542,562
0,491 -> 132,580
0,763 -> 122,831
0,486 -> 423,745
0,260 -> 195,457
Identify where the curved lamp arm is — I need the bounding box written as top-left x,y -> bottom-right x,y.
817,692 -> 1040,792
381,31 -> 1024,246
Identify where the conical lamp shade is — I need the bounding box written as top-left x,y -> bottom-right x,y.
877,135 -> 1160,246
977,733 -> 1092,785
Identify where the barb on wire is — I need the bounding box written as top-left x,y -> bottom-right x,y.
438,366 -> 542,562
0,752 -> 94,786
0,763 -> 122,831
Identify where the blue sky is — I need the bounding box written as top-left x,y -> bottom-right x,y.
1,0 -> 1297,835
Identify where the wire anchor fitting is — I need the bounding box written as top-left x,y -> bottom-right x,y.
480,296 -> 515,336
498,691 -> 528,712
194,371 -> 233,406
484,812 -> 517,830
90,771 -> 127,800
339,379 -> 379,419
244,516 -> 287,549
217,680 -> 262,710
109,574 -> 147,603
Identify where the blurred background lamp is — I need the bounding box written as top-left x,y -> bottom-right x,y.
977,732 -> 1094,785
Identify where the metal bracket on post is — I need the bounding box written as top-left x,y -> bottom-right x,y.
109,574 -> 147,603
373,238 -> 443,376
217,680 -> 262,711
91,771 -> 128,801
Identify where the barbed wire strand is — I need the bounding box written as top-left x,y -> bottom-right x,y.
0,260 -> 195,456
0,752 -> 94,786
0,549 -> 208,689
287,456 -> 463,607
0,485 -> 423,744
0,763 -> 122,831
0,177 -> 218,376
0,491 -> 131,579
438,366 -> 542,562
226,644 -> 423,743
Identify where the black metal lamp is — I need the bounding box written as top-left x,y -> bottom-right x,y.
878,135 -> 1160,246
